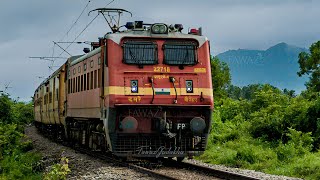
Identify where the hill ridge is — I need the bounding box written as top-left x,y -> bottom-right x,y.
217,43 -> 308,92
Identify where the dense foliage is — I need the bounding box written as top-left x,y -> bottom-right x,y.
0,94 -> 42,179
298,40 -> 320,92
199,54 -> 320,179
211,56 -> 231,98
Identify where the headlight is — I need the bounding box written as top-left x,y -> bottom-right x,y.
151,23 -> 168,34
190,117 -> 206,134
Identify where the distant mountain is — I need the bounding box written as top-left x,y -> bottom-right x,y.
217,43 -> 308,93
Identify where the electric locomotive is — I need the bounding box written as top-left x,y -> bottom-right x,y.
34,8 -> 213,161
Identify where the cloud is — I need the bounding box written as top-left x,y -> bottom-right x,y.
0,0 -> 319,100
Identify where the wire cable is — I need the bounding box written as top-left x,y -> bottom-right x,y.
104,0 -> 116,8
58,0 -> 117,57
59,1 -> 91,42
58,14 -> 99,57
47,0 -> 90,70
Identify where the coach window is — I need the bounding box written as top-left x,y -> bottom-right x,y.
98,69 -> 101,88
70,79 -> 72,94
68,79 -> 70,94
72,78 -> 76,93
68,70 -> 70,77
76,77 -> 78,93
81,75 -> 84,91
74,77 -> 77,93
98,57 -> 101,65
90,71 -> 94,89
78,76 -> 80,92
73,68 -> 76,75
84,74 -> 87,91
78,66 -> 81,73
87,73 -> 90,90
90,60 -> 94,68
94,70 -> 97,89
84,63 -> 87,71
75,77 -> 77,92
49,92 -> 52,104
73,78 -> 75,93
69,79 -> 71,94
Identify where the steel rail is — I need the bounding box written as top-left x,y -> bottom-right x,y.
164,159 -> 260,180
37,127 -> 257,180
75,147 -> 178,180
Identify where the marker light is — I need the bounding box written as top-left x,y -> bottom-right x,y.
186,80 -> 193,93
131,80 -> 138,93
189,28 -> 199,35
151,23 -> 168,34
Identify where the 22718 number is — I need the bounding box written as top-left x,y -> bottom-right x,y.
154,66 -> 170,73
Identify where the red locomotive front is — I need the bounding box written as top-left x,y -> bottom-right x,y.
34,9 -> 213,161
104,22 -> 213,159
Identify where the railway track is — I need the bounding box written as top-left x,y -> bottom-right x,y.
76,146 -> 259,180
31,125 -> 258,180
27,126 -> 299,180
75,148 -> 178,180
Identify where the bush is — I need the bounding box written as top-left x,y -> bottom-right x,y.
0,93 -> 42,179
0,151 -> 42,180
250,104 -> 285,141
44,157 -> 71,180
0,124 -> 24,158
199,85 -> 320,179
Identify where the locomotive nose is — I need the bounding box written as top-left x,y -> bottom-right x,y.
190,117 -> 206,134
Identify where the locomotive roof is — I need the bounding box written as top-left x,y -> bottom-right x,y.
105,30 -> 208,47
70,28 -> 208,67
70,47 -> 101,66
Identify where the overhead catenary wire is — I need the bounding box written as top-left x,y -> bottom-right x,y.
59,0 -> 92,42
46,0 -> 91,69
57,14 -> 99,57
57,0 -> 117,57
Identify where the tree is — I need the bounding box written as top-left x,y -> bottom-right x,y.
283,88 -> 296,98
0,94 -> 13,124
211,56 -> 231,98
297,41 -> 320,92
226,84 -> 242,99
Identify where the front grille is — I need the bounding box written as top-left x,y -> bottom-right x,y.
110,134 -> 206,155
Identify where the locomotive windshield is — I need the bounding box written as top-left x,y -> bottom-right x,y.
163,42 -> 198,65
123,41 -> 158,65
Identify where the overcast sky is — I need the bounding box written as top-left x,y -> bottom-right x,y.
0,0 -> 319,101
